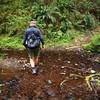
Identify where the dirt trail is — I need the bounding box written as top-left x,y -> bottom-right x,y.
0,48 -> 100,100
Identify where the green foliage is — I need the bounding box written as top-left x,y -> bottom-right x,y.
0,35 -> 23,49
57,0 -> 75,13
0,0 -> 31,34
0,0 -> 99,35
45,30 -> 81,47
7,15 -> 31,36
84,34 -> 100,53
77,0 -> 95,13
84,14 -> 96,30
0,0 -> 100,50
60,17 -> 72,32
0,30 -> 81,49
31,2 -> 60,28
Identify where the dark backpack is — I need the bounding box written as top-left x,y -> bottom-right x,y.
25,32 -> 40,48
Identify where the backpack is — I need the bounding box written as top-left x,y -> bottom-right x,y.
25,32 -> 40,48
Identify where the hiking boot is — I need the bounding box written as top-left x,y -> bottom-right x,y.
32,67 -> 38,75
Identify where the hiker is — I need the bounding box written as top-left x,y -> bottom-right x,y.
23,20 -> 44,74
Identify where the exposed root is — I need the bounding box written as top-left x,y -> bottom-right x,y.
60,74 -> 84,89
69,74 -> 84,78
60,80 -> 68,89
85,73 -> 100,91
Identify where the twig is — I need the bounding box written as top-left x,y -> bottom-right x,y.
85,73 -> 100,91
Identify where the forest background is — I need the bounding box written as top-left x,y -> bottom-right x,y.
0,0 -> 100,53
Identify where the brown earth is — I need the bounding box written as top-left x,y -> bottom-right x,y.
0,48 -> 100,100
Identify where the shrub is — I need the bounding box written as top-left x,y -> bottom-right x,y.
83,14 -> 96,30
84,34 -> 100,53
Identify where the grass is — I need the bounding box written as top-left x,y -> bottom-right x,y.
83,34 -> 100,53
0,34 -> 24,49
45,30 -> 81,48
0,30 -> 81,49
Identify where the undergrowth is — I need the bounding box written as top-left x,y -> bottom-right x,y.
84,34 -> 100,53
0,30 -> 81,49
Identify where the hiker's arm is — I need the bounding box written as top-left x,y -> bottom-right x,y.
39,30 -> 44,47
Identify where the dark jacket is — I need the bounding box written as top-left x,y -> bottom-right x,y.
23,26 -> 44,47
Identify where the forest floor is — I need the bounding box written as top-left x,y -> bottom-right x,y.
0,47 -> 100,100
0,29 -> 100,100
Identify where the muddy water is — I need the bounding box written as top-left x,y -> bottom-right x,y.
0,48 -> 100,100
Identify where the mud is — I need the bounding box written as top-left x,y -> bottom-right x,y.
0,48 -> 100,100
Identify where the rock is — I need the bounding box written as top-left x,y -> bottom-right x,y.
65,92 -> 76,100
60,72 -> 66,75
58,58 -> 61,61
75,63 -> 78,66
67,61 -> 71,64
47,80 -> 52,85
90,70 -> 96,74
46,89 -> 56,97
61,66 -> 66,69
94,57 -> 100,63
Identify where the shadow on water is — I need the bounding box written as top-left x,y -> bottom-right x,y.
0,48 -> 100,99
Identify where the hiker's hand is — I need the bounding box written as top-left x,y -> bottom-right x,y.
41,46 -> 45,52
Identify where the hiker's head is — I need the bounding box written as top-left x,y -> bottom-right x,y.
30,20 -> 36,27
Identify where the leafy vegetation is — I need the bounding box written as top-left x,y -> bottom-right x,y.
84,34 -> 100,53
0,30 -> 81,49
0,0 -> 100,51
0,35 -> 23,49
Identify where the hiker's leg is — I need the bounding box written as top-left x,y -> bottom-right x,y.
26,48 -> 35,67
26,48 -> 38,74
34,47 -> 40,66
34,56 -> 39,65
30,57 -> 35,68
31,57 -> 38,74
29,49 -> 38,74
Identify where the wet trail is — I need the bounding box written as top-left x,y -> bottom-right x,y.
0,48 -> 100,100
